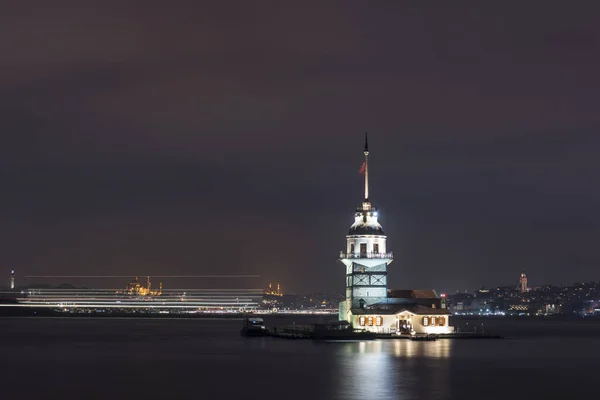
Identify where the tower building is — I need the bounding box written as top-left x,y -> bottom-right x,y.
10,269 -> 14,290
520,271 -> 528,293
337,135 -> 453,336
339,134 -> 393,318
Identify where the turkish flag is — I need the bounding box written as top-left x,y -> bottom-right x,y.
358,162 -> 366,175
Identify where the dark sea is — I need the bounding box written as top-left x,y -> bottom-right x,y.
1,316 -> 599,399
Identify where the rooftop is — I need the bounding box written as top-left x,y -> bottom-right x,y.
388,289 -> 439,299
353,303 -> 451,316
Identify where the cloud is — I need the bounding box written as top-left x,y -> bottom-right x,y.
1,1 -> 599,292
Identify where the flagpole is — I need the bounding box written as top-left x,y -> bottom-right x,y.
364,132 -> 369,201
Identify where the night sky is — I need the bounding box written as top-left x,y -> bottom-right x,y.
2,1 -> 599,294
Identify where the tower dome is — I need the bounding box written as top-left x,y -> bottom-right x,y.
348,208 -> 385,235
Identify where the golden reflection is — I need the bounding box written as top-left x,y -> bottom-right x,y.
344,339 -> 452,358
347,340 -> 384,355
340,344 -> 392,398
358,341 -> 365,354
392,339 -> 452,358
358,340 -> 382,354
336,340 -> 452,399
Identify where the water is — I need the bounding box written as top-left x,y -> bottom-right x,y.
1,316 -> 598,399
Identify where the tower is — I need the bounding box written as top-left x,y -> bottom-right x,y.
10,269 -> 15,290
519,271 -> 527,293
339,134 -> 393,321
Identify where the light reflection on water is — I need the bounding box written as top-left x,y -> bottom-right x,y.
342,338 -> 452,358
393,339 -> 452,359
335,340 -> 452,400
4,318 -> 600,400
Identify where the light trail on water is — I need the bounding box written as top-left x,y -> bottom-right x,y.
25,275 -> 261,279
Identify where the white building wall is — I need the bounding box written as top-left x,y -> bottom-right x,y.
352,263 -> 387,272
352,287 -> 387,299
409,314 -> 453,335
341,258 -> 390,311
350,314 -> 397,334
350,311 -> 454,335
339,300 -> 351,322
346,235 -> 387,254
420,325 -> 453,335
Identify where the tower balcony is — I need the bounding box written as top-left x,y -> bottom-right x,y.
339,251 -> 393,260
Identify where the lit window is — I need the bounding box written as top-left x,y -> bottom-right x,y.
359,316 -> 365,326
376,316 -> 383,326
423,317 -> 429,326
367,316 -> 374,326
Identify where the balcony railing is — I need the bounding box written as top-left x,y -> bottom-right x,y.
340,251 -> 393,259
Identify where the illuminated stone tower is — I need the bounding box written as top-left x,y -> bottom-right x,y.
519,271 -> 528,293
339,134 -> 393,321
10,269 -> 14,290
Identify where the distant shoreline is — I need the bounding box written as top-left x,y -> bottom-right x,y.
454,314 -> 600,322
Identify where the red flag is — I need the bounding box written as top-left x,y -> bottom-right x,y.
358,162 -> 366,175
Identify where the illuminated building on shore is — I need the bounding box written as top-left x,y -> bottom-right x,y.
264,282 -> 282,296
117,276 -> 163,297
10,269 -> 15,290
338,134 -> 453,335
520,271 -> 528,293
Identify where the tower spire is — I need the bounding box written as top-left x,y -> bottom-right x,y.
364,132 -> 369,201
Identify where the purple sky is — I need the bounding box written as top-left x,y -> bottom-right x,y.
1,1 -> 599,293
